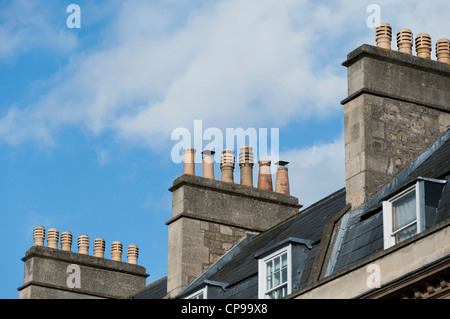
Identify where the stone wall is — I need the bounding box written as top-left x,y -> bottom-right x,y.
202,221 -> 250,272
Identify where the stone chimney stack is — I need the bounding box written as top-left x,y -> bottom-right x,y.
183,148 -> 196,176
239,146 -> 254,187
202,150 -> 215,179
220,149 -> 235,183
257,159 -> 273,191
275,161 -> 290,195
20,227 -> 148,299
167,167 -> 301,297
342,25 -> 450,209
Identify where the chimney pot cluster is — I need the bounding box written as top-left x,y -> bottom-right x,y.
375,23 -> 449,65
182,146 -> 291,195
31,226 -> 139,265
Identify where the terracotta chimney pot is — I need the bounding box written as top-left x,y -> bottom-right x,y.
111,241 -> 123,262
60,231 -> 73,252
47,228 -> 59,249
202,150 -> 215,179
275,161 -> 290,195
220,149 -> 235,183
33,226 -> 45,247
183,148 -> 196,176
375,23 -> 392,50
239,146 -> 254,187
127,245 -> 139,265
257,159 -> 273,191
397,29 -> 413,54
94,238 -> 106,258
436,39 -> 450,65
78,234 -> 90,255
415,33 -> 432,59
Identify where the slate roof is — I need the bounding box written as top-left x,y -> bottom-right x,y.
175,187 -> 347,299
132,276 -> 167,299
327,129 -> 450,275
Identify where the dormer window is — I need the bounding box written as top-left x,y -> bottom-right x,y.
264,249 -> 289,299
382,178 -> 446,249
258,247 -> 291,299
256,237 -> 313,299
185,287 -> 206,299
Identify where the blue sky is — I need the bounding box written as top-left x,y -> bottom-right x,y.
1,0 -> 449,298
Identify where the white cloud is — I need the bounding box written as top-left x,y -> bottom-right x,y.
0,0 -> 448,150
0,0 -> 78,60
0,0 -> 346,149
281,135 -> 345,208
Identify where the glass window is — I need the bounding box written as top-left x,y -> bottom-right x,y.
190,291 -> 204,299
265,251 -> 288,299
392,190 -> 417,244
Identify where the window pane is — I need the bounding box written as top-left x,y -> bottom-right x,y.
267,285 -> 287,299
281,253 -> 287,268
274,271 -> 280,287
274,257 -> 280,272
393,191 -> 416,230
266,275 -> 273,290
263,251 -> 289,299
396,223 -> 417,243
191,292 -> 204,299
281,267 -> 287,284
266,260 -> 273,276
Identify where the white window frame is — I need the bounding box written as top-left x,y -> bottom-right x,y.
382,181 -> 425,249
257,245 -> 292,299
185,287 -> 207,299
